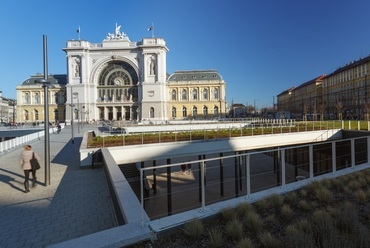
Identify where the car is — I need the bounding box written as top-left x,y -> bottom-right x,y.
110,127 -> 127,134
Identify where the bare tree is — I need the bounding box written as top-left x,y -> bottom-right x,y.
336,101 -> 344,120
364,102 -> 370,121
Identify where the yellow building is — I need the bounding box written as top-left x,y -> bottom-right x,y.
167,70 -> 227,119
15,74 -> 67,124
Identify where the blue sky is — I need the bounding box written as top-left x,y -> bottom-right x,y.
1,0 -> 370,109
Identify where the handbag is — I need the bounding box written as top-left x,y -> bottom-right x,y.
30,152 -> 41,170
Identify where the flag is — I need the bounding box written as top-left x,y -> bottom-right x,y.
147,26 -> 153,31
77,26 -> 80,33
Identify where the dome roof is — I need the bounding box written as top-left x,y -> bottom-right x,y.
167,70 -> 222,82
21,74 -> 67,86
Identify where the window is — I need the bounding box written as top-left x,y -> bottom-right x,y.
193,89 -> 198,100
150,107 -> 154,118
182,89 -> 187,100
54,93 -> 59,104
25,110 -> 29,121
172,107 -> 176,118
213,88 -> 219,99
25,93 -> 29,104
193,106 -> 197,117
35,110 -> 39,120
214,106 -> 219,117
171,90 -> 177,100
203,89 -> 208,100
35,93 -> 40,104
182,107 -> 187,117
203,106 -> 208,117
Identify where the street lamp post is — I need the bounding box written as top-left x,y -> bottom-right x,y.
34,35 -> 51,186
70,87 -> 74,144
73,92 -> 80,133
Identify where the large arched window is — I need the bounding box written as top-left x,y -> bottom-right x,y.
150,107 -> 155,118
193,89 -> 198,100
203,106 -> 208,117
214,106 -> 219,117
193,106 -> 197,118
182,107 -> 187,117
213,88 -> 219,100
172,107 -> 176,118
171,90 -> 177,100
203,89 -> 208,100
182,89 -> 187,100
35,110 -> 39,120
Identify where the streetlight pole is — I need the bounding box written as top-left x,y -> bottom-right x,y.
70,87 -> 74,144
73,92 -> 79,133
35,35 -> 51,186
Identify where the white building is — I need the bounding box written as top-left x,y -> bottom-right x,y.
63,24 -> 169,123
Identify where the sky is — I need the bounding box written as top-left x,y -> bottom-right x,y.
1,0 -> 370,110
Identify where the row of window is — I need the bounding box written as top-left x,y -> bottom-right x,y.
23,92 -> 64,105
171,106 -> 219,118
171,88 -> 219,101
23,109 -> 60,121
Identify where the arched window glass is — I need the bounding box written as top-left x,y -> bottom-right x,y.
203,106 -> 208,117
182,89 -> 187,100
182,107 -> 187,117
214,88 -> 219,99
172,90 -> 177,100
214,106 -> 219,117
193,89 -> 198,100
193,106 -> 197,117
35,110 -> 39,120
203,89 -> 208,100
172,107 -> 176,118
150,107 -> 155,118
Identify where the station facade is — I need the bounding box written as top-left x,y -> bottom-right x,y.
15,24 -> 227,124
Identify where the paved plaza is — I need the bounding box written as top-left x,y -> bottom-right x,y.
0,124 -> 118,248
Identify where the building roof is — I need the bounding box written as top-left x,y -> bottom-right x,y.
21,74 -> 67,86
326,55 -> 370,77
167,70 -> 222,82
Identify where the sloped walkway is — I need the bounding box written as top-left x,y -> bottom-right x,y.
0,124 -> 118,248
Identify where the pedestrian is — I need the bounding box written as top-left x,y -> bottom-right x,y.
20,145 -> 41,193
186,162 -> 192,175
180,164 -> 186,175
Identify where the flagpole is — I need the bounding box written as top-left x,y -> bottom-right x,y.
78,26 -> 80,40
151,22 -> 154,38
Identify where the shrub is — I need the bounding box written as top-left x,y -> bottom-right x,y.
236,202 -> 255,218
221,207 -> 237,222
269,194 -> 284,211
243,211 -> 263,235
208,227 -> 223,248
182,218 -> 204,239
354,189 -> 367,204
284,191 -> 297,204
285,223 -> 315,248
225,219 -> 244,241
258,231 -> 281,248
235,238 -> 255,248
280,204 -> 293,221
298,200 -> 311,212
314,186 -> 333,204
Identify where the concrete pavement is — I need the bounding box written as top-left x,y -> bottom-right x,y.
0,124 -> 118,248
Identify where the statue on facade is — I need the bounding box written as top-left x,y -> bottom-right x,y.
104,23 -> 130,41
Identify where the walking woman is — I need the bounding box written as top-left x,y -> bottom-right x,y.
20,145 -> 40,193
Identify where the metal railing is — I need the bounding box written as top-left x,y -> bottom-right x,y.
139,135 -> 370,221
